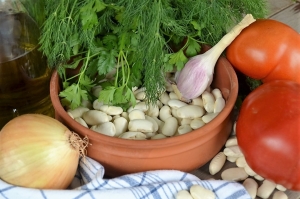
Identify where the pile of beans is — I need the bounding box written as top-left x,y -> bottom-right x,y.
207,122 -> 288,199
176,184 -> 216,199
66,85 -> 226,140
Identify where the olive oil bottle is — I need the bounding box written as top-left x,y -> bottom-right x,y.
0,1 -> 54,128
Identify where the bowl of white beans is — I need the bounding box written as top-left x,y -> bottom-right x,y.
50,53 -> 238,177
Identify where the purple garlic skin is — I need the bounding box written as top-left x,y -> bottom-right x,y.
176,55 -> 213,100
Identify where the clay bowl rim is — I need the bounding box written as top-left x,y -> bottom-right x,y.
50,56 -> 238,148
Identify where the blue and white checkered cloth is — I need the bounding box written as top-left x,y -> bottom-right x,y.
0,157 -> 251,199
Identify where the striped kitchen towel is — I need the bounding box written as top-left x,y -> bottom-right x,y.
0,157 -> 251,199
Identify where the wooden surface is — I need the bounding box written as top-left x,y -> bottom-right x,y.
267,0 -> 300,33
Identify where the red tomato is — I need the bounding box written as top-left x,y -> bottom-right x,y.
236,80 -> 300,190
226,19 -> 300,84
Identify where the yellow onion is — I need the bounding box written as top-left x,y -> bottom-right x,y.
0,114 -> 88,189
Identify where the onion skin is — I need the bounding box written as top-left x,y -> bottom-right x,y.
0,114 -> 79,189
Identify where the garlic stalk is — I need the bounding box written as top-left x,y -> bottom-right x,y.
175,14 -> 256,100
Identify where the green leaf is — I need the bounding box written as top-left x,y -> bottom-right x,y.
125,86 -> 136,107
163,54 -> 175,72
94,0 -> 106,12
80,0 -> 106,29
185,39 -> 201,57
80,10 -> 98,30
85,58 -> 99,77
168,50 -> 188,70
59,84 -> 81,109
80,74 -> 95,91
190,20 -> 204,37
114,86 -> 127,104
97,49 -> 118,75
98,86 -> 116,104
102,34 -> 118,50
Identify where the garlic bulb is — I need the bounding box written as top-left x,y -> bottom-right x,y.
175,14 -> 256,100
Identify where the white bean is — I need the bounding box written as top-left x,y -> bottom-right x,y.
146,104 -> 160,118
176,190 -> 193,199
135,91 -> 146,100
177,124 -> 193,135
171,108 -> 179,118
121,112 -> 129,121
169,92 -> 179,100
92,85 -> 102,97
167,99 -> 187,109
227,156 -> 238,162
128,102 -> 148,112
67,112 -> 74,119
202,91 -> 215,113
212,88 -> 223,99
244,164 -> 257,176
257,180 -> 276,199
128,109 -> 145,120
81,100 -> 93,109
179,118 -> 192,125
151,134 -> 167,140
105,67 -> 117,79
156,100 -> 163,109
133,87 -> 146,95
144,131 -> 156,138
223,145 -> 243,158
82,110 -> 109,125
243,178 -> 258,199
99,105 -> 123,115
191,97 -> 203,107
176,105 -> 205,119
275,184 -> 287,192
112,115 -> 120,121
202,113 -> 218,123
145,115 -> 158,133
254,174 -> 264,181
161,117 -> 178,136
159,92 -> 170,105
93,99 -> 104,110
272,191 -> 288,199
113,117 -> 128,137
190,185 -> 216,199
119,131 -> 147,140
159,105 -> 172,122
90,122 -> 116,137
165,81 -> 174,92
236,156 -> 247,168
67,107 -> 89,118
190,118 -> 206,129
221,167 -> 248,181
74,117 -> 88,128
209,152 -> 226,175
214,97 -> 225,113
152,117 -> 164,133
225,137 -> 238,147
128,119 -> 154,133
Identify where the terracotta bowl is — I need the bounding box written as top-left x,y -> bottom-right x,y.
50,55 -> 238,177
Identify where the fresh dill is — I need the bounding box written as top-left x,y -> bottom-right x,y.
39,0 -> 267,109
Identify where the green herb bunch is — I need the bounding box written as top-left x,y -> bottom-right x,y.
39,0 -> 267,109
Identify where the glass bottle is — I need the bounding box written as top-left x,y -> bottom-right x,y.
0,0 -> 54,129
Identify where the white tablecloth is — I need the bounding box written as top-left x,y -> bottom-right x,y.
0,157 -> 251,199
